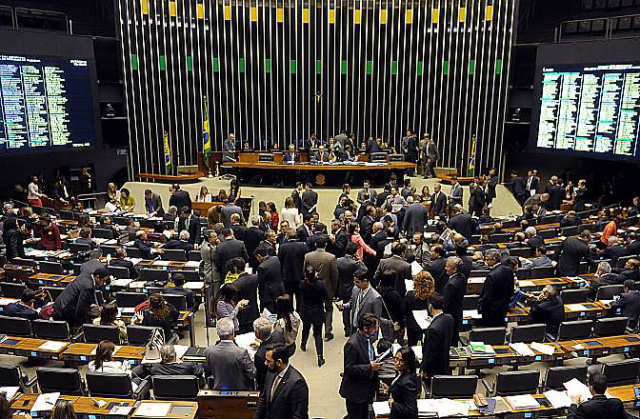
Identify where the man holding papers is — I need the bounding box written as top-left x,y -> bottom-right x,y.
421,293 -> 453,378
567,372 -> 626,419
443,257 -> 467,346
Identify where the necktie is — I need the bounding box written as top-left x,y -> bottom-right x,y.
270,374 -> 282,401
185,217 -> 190,230
354,290 -> 364,325
368,340 -> 375,362
148,202 -> 153,213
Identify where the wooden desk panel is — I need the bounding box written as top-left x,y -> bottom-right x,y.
198,390 -> 259,419
62,343 -> 145,363
222,161 -> 415,171
11,394 -> 136,416
559,334 -> 640,358
12,338 -> 68,359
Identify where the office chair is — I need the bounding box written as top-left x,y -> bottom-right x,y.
127,325 -> 164,346
602,359 -> 640,386
483,370 -> 540,397
161,293 -> 187,311
463,295 -> 480,310
160,249 -> 187,262
86,372 -> 150,399
593,317 -> 629,337
554,320 -> 593,341
68,243 -> 92,254
140,269 -> 169,282
0,365 -> 37,393
489,233 -> 512,244
100,245 -> 119,257
560,288 -> 590,304
188,250 -> 201,262
509,248 -> 533,258
429,375 -> 478,399
83,324 -> 121,344
0,282 -> 27,298
32,319 -> 72,341
108,266 -> 131,279
92,227 -> 115,239
172,270 -> 200,282
42,286 -> 64,301
543,365 -> 588,391
469,327 -> 507,346
0,315 -> 32,337
152,375 -> 200,400
36,367 -> 86,395
530,266 -> 556,279
510,324 -> 547,344
595,285 -> 624,301
38,261 -> 64,275
539,229 -> 558,239
115,291 -> 148,308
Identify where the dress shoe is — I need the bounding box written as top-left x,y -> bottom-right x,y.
324,333 -> 334,342
318,357 -> 326,367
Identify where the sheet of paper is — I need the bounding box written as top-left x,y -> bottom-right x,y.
32,393 -> 60,412
405,279 -> 414,293
411,345 -> 423,362
0,387 -> 19,401
412,310 -> 431,330
544,389 -> 572,408
417,399 -> 439,414
372,402 -> 390,417
437,399 -> 470,417
184,281 -> 205,290
506,394 -> 540,410
154,260 -> 171,267
463,309 -> 481,319
174,345 -> 189,360
0,298 -> 17,306
566,304 -> 587,311
564,378 -> 592,402
134,402 -> 172,417
111,278 -> 134,287
38,341 -> 67,352
184,261 -> 200,269
530,342 -> 555,356
411,261 -> 424,277
518,280 -> 535,287
468,277 -> 486,284
235,332 -> 258,360
509,342 -> 535,357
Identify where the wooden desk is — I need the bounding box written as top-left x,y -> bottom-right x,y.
3,263 -> 37,281
198,390 -> 259,419
0,337 -> 68,360
131,400 -> 198,419
450,343 -> 563,374
134,259 -> 200,271
192,201 -> 226,214
62,343 -> 145,363
222,161 -> 415,172
28,273 -> 75,286
517,277 -> 577,293
502,222 -> 561,234
558,334 -> 640,359
11,394 -> 136,417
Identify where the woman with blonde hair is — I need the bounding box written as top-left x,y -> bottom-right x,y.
51,400 -> 77,419
402,270 -> 435,346
88,340 -> 130,374
198,186 -> 212,202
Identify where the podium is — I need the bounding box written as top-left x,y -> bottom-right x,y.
198,390 -> 259,419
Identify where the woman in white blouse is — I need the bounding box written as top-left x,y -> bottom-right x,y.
87,340 -> 131,374
197,186 -> 213,202
27,175 -> 45,207
281,197 -> 301,229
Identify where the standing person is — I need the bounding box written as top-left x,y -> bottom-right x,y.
227,258 -> 260,334
53,267 -> 110,328
215,284 -> 248,333
93,303 -> 127,343
256,247 -> 285,313
274,295 -> 301,357
201,230 -> 221,305
299,266 -> 329,367
403,197 -> 428,236
255,344 -> 309,419
291,182 -> 305,214
143,189 -> 164,215
177,207 -> 201,247
449,176 -> 463,207
478,250 -> 515,327
374,242 -> 412,296
337,243 -> 369,335
423,137 -> 440,179
3,218 -> 25,261
301,183 -> 318,216
304,237 -> 339,341
253,318 -> 286,391
278,229 -> 307,307
403,271 -> 435,346
556,231 -> 594,276
204,317 -> 255,391
401,130 -> 418,176
216,228 -> 250,281
281,197 -> 301,229
387,347 -> 420,419
347,221 -> 376,260
442,257 -> 467,346
485,168 -> 499,207
357,179 -> 378,205
339,313 -> 382,419
421,293 -> 453,378
341,272 -> 383,335
168,184 -> 191,210
508,171 -> 527,206
469,178 -> 487,217
430,183 -> 447,219
27,175 -> 45,207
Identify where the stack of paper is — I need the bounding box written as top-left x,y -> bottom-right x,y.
530,342 -> 555,356
564,378 -> 592,402
405,279 -> 414,293
134,402 -> 172,417
174,345 -> 190,359
506,394 -> 540,410
544,389 -> 573,408
463,309 -> 482,319
566,304 -> 588,311
184,281 -> 205,290
32,393 -> 60,412
412,310 -> 431,330
235,332 -> 258,359
38,341 -> 67,352
372,401 -> 390,416
469,342 -> 496,355
111,278 -> 134,287
509,342 -> 535,356
411,345 -> 423,362
0,387 -> 19,401
518,280 -> 536,287
417,399 -> 470,417
184,261 -> 200,269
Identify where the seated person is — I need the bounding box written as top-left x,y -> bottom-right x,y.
589,261 -> 623,299
613,258 -> 640,281
611,279 -> 640,329
163,273 -> 196,311
132,344 -> 204,380
5,289 -> 40,320
109,246 -> 139,279
560,211 -> 580,227
165,230 -> 194,252
283,144 -> 300,163
204,317 -> 255,390
88,340 -> 132,374
525,285 -> 564,335
93,303 -> 127,343
241,141 -> 253,152
75,227 -> 97,248
311,145 -> 331,164
134,230 -> 164,259
527,246 -> 554,268
136,294 -> 179,341
568,372 -> 626,419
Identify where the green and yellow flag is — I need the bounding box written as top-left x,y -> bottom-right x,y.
467,135 -> 476,177
202,96 -> 211,172
163,131 -> 173,174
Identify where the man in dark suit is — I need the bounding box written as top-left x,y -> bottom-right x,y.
228,258 -> 259,334
278,229 -> 307,306
626,232 -> 640,256
374,242 -> 411,296
330,219 -> 350,258
144,189 -> 165,216
602,236 -> 626,266
256,247 -> 285,313
296,214 -> 314,243
132,344 -> 204,380
109,246 -> 139,278
133,230 -> 164,259
53,267 -> 110,328
304,237 -> 339,340
422,293 -> 454,378
526,285 -> 565,335
311,145 -> 331,163
613,258 -> 640,281
455,245 -> 473,278
611,279 -> 640,329
163,273 -> 195,311
244,215 -> 266,269
216,228 -> 250,281
557,231 -> 594,276
443,257 -> 467,346
567,372 -> 626,419
253,318 -> 286,391
356,180 -> 378,206
431,183 -> 448,219
165,230 -> 195,252
168,184 -> 191,210
339,313 -> 382,419
508,171 -> 527,206
546,176 -> 565,211
291,182 -> 304,213
403,197 -> 428,235
5,289 -> 39,320
204,318 -> 255,390
177,206 -> 201,246
423,137 -> 439,179
283,144 -> 300,163
426,245 -> 448,293
337,243 -> 369,335
478,250 -> 515,327
255,344 -> 309,419
401,130 -> 418,175
448,206 -> 477,241
301,183 -> 318,216
525,170 -> 540,197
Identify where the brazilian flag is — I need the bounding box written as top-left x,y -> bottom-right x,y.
203,96 -> 211,172
163,132 -> 173,175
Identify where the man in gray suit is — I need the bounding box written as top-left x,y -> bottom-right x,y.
449,176 -> 463,207
144,189 -> 165,216
356,179 -> 377,205
374,242 -> 412,296
423,137 -> 440,178
340,272 -> 383,335
204,318 -> 255,390
221,202 -> 245,228
304,237 -> 339,341
403,196 -> 428,235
